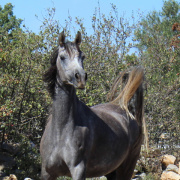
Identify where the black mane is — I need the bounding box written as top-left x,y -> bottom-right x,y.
43,47 -> 58,98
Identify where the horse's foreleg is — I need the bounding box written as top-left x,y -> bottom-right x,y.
70,161 -> 86,180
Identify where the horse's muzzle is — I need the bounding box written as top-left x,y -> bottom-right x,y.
75,72 -> 87,89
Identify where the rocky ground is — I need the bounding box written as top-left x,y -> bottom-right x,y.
0,143 -> 180,180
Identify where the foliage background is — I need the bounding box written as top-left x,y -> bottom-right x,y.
0,1 -> 179,179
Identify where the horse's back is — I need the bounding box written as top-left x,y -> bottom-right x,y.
91,103 -> 130,134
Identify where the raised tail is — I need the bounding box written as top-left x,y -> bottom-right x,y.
108,66 -> 144,126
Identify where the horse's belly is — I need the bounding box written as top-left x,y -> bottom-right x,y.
86,156 -> 127,177
86,142 -> 129,177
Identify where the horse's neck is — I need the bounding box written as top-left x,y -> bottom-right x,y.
52,84 -> 78,127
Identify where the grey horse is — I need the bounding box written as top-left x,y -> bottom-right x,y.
40,31 -> 144,180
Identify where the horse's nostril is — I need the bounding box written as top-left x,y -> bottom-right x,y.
75,73 -> 80,80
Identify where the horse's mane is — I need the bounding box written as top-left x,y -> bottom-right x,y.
43,47 -> 58,98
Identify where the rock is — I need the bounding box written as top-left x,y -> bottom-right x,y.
2,174 -> 17,180
2,176 -> 9,180
139,173 -> 146,179
161,171 -> 180,180
99,176 -> 106,179
9,174 -> 17,180
160,133 -> 170,139
132,173 -> 146,180
0,165 -> 6,177
0,165 -> 4,171
166,164 -> 179,174
0,165 -> 4,175
132,169 -> 138,178
161,154 -> 176,168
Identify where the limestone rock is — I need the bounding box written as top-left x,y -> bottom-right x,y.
139,173 -> 146,179
2,174 -> 17,180
99,176 -> 106,179
161,171 -> 180,180
166,164 -> 179,174
132,169 -> 138,178
161,154 -> 176,168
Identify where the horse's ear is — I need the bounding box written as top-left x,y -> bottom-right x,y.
59,31 -> 65,47
74,31 -> 81,46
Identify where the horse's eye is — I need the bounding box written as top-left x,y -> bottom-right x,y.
60,56 -> 65,61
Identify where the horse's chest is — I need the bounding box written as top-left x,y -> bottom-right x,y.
45,126 -> 89,164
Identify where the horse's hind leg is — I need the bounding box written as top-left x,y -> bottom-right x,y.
115,149 -> 141,180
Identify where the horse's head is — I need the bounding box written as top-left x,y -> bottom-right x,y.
56,31 -> 87,89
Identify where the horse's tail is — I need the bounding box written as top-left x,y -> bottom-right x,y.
108,66 -> 144,126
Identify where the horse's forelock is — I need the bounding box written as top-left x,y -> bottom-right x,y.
63,41 -> 80,57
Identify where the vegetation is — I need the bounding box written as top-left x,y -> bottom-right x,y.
0,1 -> 179,179
134,0 -> 180,147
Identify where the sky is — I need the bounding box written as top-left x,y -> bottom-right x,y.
1,0 -> 164,36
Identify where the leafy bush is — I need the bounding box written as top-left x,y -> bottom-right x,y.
134,0 -> 180,148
